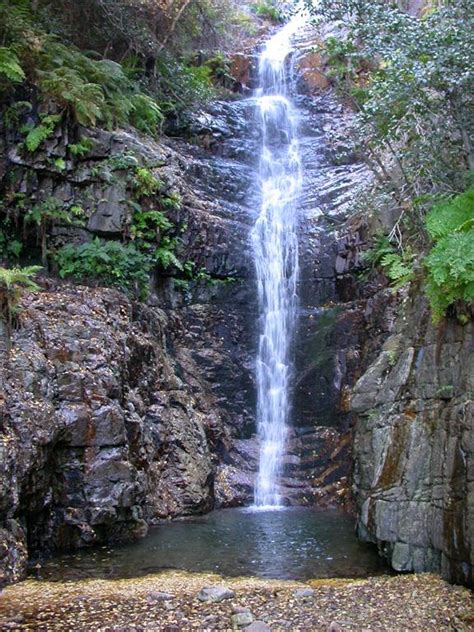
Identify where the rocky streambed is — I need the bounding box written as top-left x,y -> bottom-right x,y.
0,571 -> 472,631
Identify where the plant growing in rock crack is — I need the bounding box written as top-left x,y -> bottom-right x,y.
0,265 -> 41,350
362,235 -> 415,290
68,137 -> 95,158
424,186 -> 474,323
24,198 -> 86,267
131,167 -> 164,197
21,114 -> 62,153
56,238 -> 152,300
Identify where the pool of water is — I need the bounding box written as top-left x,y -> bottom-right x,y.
35,507 -> 388,582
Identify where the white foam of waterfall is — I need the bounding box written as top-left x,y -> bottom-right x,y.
252,12 -> 305,508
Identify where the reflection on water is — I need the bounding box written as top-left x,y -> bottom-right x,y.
36,508 -> 388,582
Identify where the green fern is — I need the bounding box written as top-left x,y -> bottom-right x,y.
38,66 -> 105,126
380,250 -> 415,289
0,47 -> 25,83
154,245 -> 182,271
56,238 -> 151,299
426,187 -> 474,240
0,265 -> 41,343
22,114 -> 61,152
425,229 -> 474,323
129,94 -> 164,135
68,137 -> 94,157
132,167 -> 163,197
424,187 -> 474,322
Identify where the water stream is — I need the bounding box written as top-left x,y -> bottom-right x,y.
252,15 -> 305,507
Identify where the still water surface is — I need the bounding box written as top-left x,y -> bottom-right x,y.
36,508 -> 387,582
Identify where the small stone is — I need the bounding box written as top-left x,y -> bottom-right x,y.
232,606 -> 251,614
293,588 -> 315,599
231,611 -> 254,628
147,591 -> 174,602
197,585 -> 235,602
246,622 -> 272,632
327,623 -> 341,632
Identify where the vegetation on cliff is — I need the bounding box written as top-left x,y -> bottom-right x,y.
307,0 -> 473,322
0,0 -> 259,308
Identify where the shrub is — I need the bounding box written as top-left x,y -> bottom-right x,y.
0,46 -> 25,84
130,209 -> 173,241
56,238 -> 152,299
68,137 -> 95,157
252,1 -> 283,22
0,265 -> 41,347
363,235 -> 414,289
25,197 -> 85,266
132,167 -> 163,197
22,114 -> 61,152
424,187 -> 474,322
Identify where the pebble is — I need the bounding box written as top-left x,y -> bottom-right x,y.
245,622 -> 272,632
146,591 -> 174,602
293,588 -> 315,599
231,610 -> 254,628
197,585 -> 235,602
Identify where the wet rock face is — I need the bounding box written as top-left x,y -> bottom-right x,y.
352,296 -> 474,586
0,88 -> 261,585
0,286 -> 230,585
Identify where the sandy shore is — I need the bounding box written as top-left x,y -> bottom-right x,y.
0,572 -> 472,631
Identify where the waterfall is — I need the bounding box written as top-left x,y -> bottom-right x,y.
252,14 -> 304,508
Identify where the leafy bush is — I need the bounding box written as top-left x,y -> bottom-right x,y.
307,0 -> 473,231
36,45 -> 164,132
132,167 -> 163,197
25,197 -> 85,266
68,137 -> 94,157
56,238 -> 152,299
425,188 -> 474,240
0,2 -> 164,136
363,235 -> 414,289
22,114 -> 61,152
0,46 -> 25,84
130,210 -> 173,241
379,250 -> 414,290
252,1 -> 283,22
0,265 -> 41,346
0,222 -> 23,262
424,187 -> 474,322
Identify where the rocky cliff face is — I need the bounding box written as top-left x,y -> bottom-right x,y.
2,22 -> 471,591
0,97 -> 260,585
0,35 -> 375,584
352,294 -> 473,586
0,284 -> 233,585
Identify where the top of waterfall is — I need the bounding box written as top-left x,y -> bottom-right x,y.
259,10 -> 308,70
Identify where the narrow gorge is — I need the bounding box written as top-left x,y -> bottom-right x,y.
0,0 -> 472,629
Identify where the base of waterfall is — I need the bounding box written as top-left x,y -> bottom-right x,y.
1,573 -> 472,631
29,508 -> 386,583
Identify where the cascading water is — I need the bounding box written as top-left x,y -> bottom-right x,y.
252,14 -> 305,508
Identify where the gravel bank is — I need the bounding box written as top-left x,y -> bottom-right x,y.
0,572 -> 472,630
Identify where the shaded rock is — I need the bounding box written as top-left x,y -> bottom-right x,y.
232,610 -> 254,628
147,591 -> 175,602
293,587 -> 315,599
197,585 -> 235,602
353,295 -> 474,587
245,622 -> 272,632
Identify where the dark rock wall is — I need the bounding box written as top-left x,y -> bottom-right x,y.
352,294 -> 474,586
0,286 -> 233,586
0,29 -> 393,584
